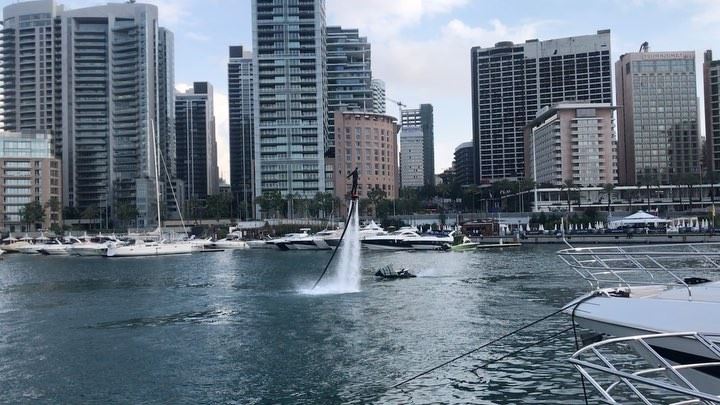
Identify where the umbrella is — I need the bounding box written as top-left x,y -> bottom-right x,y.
20,234 -> 33,241
3,236 -> 17,242
539,224 -> 545,231
587,222 -> 592,230
36,233 -> 48,241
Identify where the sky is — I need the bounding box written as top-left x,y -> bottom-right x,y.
21,0 -> 720,181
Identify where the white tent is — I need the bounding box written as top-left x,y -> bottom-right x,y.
608,210 -> 671,229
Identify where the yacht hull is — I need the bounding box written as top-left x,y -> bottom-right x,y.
106,244 -> 194,257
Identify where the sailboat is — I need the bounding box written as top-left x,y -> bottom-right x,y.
106,121 -> 194,257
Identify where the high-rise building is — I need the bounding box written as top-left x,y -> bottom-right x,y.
327,26 -> 372,144
1,0 -> 175,228
616,50 -> 699,185
704,50 -> 720,173
471,30 -> 612,184
252,0 -> 328,207
401,104 -> 435,186
372,79 -> 386,114
400,127 -> 424,188
0,132 -> 62,232
333,111 -> 399,205
175,82 -> 219,204
228,45 -> 255,219
158,27 -> 176,178
453,142 -> 474,187
524,102 -> 617,186
0,0 -> 64,154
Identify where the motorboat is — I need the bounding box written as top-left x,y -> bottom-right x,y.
246,236 -> 276,249
450,236 -> 479,252
322,220 -> 386,247
70,235 -> 121,256
558,242 -> 720,393
274,228 -> 331,250
37,238 -> 78,256
362,228 -> 417,250
105,239 -> 194,257
212,234 -> 248,250
403,230 -> 454,251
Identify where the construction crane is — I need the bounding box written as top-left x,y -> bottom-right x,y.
386,97 -> 406,121
639,41 -> 649,53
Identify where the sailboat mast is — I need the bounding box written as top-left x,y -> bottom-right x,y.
151,120 -> 162,231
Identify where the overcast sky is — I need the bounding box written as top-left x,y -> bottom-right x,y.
42,0 -> 720,181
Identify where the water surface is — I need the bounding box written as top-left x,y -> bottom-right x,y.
0,246 -> 594,403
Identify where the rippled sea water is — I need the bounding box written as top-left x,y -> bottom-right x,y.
0,246 -> 598,404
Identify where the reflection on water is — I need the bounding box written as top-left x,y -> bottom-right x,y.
0,247 -> 597,403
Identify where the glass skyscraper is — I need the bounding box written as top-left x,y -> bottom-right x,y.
228,46 -> 255,219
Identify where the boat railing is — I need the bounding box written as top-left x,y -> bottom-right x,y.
557,242 -> 720,298
570,332 -> 720,404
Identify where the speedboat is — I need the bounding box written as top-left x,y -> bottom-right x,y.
246,236 -> 276,249
558,242 -> 720,393
450,236 -> 479,251
212,234 -> 248,250
322,220 -> 386,247
105,239 -> 194,257
70,235 -> 121,256
362,228 -> 417,250
37,238 -> 77,255
402,230 -> 454,251
275,228 -> 331,250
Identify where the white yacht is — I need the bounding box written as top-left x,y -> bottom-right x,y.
322,220 -> 386,247
70,236 -> 120,256
106,239 -> 194,257
246,236 -> 276,249
558,242 -> 720,393
212,233 -> 248,250
274,228 -> 330,250
402,230 -> 454,251
362,228 -> 417,250
38,238 -> 79,256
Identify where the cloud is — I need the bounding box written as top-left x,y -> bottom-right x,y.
185,32 -> 210,42
328,0 -> 469,40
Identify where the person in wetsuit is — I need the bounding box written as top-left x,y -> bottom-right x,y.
347,167 -> 359,198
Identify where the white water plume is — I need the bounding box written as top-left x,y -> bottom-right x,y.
307,201 -> 361,295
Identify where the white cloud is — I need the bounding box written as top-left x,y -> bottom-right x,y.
185,32 -> 210,42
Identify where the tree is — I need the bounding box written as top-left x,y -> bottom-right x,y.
45,196 -> 61,227
20,201 -> 45,231
637,173 -> 658,211
560,179 -> 576,213
206,193 -> 232,220
601,183 -> 615,213
366,186 -> 387,216
81,205 -> 99,229
116,202 -> 139,231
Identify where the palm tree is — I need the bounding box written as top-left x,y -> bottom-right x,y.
602,183 -> 615,213
560,179 -> 576,213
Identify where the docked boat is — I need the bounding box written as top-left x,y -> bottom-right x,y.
558,242 -> 720,393
450,236 -> 479,251
322,220 -> 386,247
362,228 -> 416,250
274,228 -> 330,250
70,235 -> 121,256
1,236 -> 30,253
37,238 -> 78,256
403,230 -> 454,251
212,234 -> 248,250
106,239 -> 194,257
246,236 -> 276,249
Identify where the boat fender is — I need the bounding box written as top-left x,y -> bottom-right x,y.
683,277 -> 712,285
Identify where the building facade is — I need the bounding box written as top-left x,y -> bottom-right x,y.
252,0 -> 328,207
704,50 -> 720,173
401,104 -> 435,186
453,141 -> 474,187
371,79 -> 386,114
228,45 -> 255,219
471,30 -> 612,184
175,82 -> 219,204
1,0 -> 175,228
399,127 -> 424,188
0,132 -> 61,232
333,111 -> 398,201
616,50 -> 699,185
524,102 -> 617,186
326,26 -> 372,145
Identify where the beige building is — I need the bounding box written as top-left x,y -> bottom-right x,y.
333,112 -> 399,203
524,102 -> 617,186
0,132 -> 62,232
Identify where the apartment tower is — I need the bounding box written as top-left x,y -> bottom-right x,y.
401,104 -> 435,186
228,45 -> 255,219
616,50 -> 699,185
252,0 -> 328,210
175,82 -> 220,203
471,30 -> 612,184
